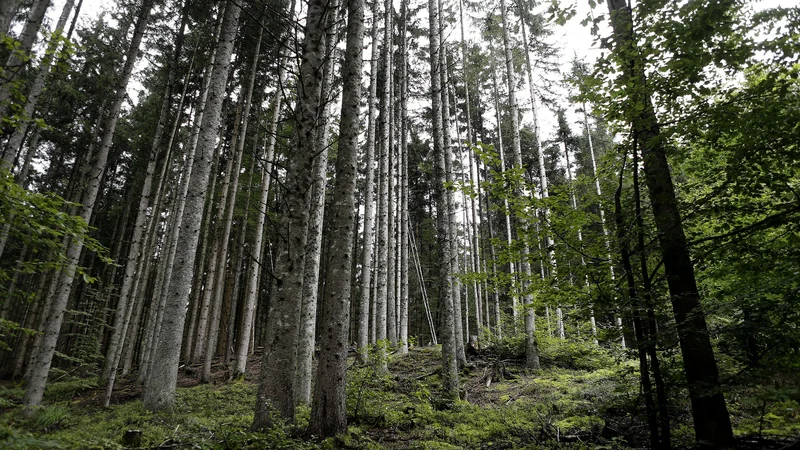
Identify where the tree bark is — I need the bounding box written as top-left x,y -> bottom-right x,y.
308,0 -> 364,433
3,0 -> 75,166
234,59 -> 284,376
22,0 -> 153,416
605,0 -> 733,445
0,0 -> 51,129
429,0 -> 459,399
252,0 -> 333,427
297,13 -> 339,402
201,12 -> 263,382
142,0 -> 240,411
356,0 -> 382,362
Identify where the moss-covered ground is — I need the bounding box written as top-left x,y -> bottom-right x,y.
1,339 -> 799,449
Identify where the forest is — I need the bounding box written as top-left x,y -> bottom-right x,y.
0,0 -> 798,447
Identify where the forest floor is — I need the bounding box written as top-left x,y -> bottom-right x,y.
1,343 -> 799,449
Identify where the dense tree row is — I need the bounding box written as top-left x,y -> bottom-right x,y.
1,0 -> 797,446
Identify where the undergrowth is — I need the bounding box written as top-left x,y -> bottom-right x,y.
0,336 -> 798,448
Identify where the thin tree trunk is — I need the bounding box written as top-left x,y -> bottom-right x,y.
439,42 -> 467,368
0,0 -> 51,129
375,0 -> 392,365
234,56 -> 285,376
252,0 -> 332,427
21,0 -> 153,415
429,0 -> 458,399
0,0 -> 21,36
142,0 -> 240,411
201,12 -> 263,382
605,0 -> 733,444
296,13 -> 339,402
632,141 -> 671,449
3,0 -> 75,165
500,0 -> 540,367
357,0 -> 382,362
613,154 -> 660,448
398,0 -> 410,354
102,15 -> 188,405
308,0 -> 364,432
490,55 -> 517,329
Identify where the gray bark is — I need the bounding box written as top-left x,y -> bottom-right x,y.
439,40 -> 467,368
0,0 -> 21,37
3,0 -> 74,166
142,0 -> 240,411
490,56 -> 517,328
201,16 -> 263,382
0,0 -> 50,131
307,0 -> 364,433
398,0 -> 409,354
297,18 -> 338,402
356,0 -> 382,362
21,0 -> 153,416
252,0 -> 332,426
429,0 -> 458,399
234,61 -> 284,376
375,0 -> 391,361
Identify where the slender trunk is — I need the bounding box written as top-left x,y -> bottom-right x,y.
633,141 -> 671,449
0,0 -> 51,127
4,0 -> 75,165
375,0 -> 392,364
102,16 -> 188,405
201,13 -> 263,382
21,0 -> 153,415
398,0 -> 410,354
429,0 -> 458,399
0,0 -> 21,36
297,14 -> 338,402
439,43 -> 467,367
500,0 -> 540,367
234,61 -> 284,376
252,0 -> 332,426
490,56 -> 517,329
308,0 -> 364,432
613,154 -> 659,448
357,0 -> 382,362
142,0 -> 240,411
605,0 -> 733,444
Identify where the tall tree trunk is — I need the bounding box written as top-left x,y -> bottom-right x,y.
375,0 -> 392,364
614,153 -> 660,448
252,0 -> 333,427
3,0 -> 75,166
632,141 -> 671,449
297,12 -> 339,402
0,0 -> 51,128
398,0 -> 410,354
500,0 -> 540,367
102,12 -> 188,405
234,57 -> 285,376
490,53 -> 517,329
439,42 -> 467,368
429,0 -> 458,400
142,0 -> 240,411
201,13 -> 263,382
307,0 -> 364,433
21,0 -> 154,416
605,0 -> 733,445
356,0 -> 382,362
